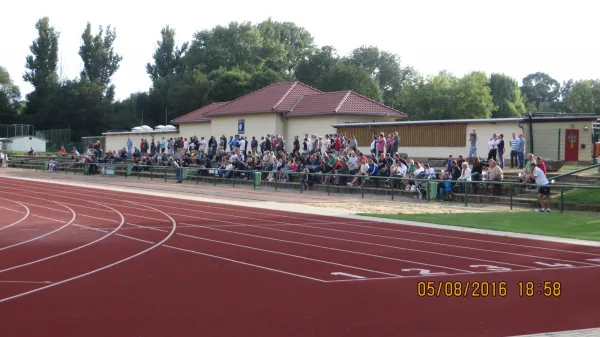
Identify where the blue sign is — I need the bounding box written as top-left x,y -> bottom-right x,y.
238,119 -> 245,134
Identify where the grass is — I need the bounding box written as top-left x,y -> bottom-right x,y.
358,212 -> 600,241
552,185 -> 600,205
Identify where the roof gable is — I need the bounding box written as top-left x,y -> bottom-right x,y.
204,82 -> 321,117
171,102 -> 228,124
287,91 -> 405,117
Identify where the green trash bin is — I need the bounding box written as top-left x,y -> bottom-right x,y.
44,160 -> 49,171
254,171 -> 262,186
126,164 -> 133,176
426,181 -> 438,200
181,167 -> 188,180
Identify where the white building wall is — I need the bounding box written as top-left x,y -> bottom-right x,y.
104,131 -> 179,153
210,113 -> 277,141
466,122 -> 523,160
178,123 -> 211,139
6,137 -> 47,152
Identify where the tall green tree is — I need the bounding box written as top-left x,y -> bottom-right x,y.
320,62 -> 382,102
520,72 -> 560,111
146,26 -> 189,82
563,79 -> 600,114
348,46 -> 413,105
295,46 -> 339,88
78,22 -> 123,89
257,19 -> 315,77
0,66 -> 22,124
22,17 -> 61,127
489,73 -> 526,117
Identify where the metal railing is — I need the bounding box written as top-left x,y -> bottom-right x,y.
8,162 -> 600,213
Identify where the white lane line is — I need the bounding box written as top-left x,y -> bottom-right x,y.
0,202 -> 76,252
7,176 -> 600,250
126,222 -> 401,277
323,264 -> 600,283
176,222 -> 472,273
182,222 -> 535,270
0,202 -> 176,304
6,181 -> 598,261
266,222 -> 600,266
0,204 -> 125,273
7,188 -> 536,270
164,245 -> 327,283
310,221 -> 600,258
0,200 -> 31,231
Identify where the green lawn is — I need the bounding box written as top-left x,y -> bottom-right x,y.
553,185 -> 600,204
358,212 -> 600,241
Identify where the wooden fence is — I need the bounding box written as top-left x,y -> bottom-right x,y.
337,123 -> 467,147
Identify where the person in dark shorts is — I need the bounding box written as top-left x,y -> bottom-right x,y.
527,162 -> 551,212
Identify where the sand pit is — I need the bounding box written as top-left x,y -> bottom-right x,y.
301,201 -> 523,214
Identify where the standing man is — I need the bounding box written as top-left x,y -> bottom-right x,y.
517,133 -> 526,169
487,133 -> 499,162
527,162 -> 552,212
161,137 -> 167,154
468,129 -> 477,161
126,138 -> 133,158
497,134 -> 505,169
509,133 -> 518,168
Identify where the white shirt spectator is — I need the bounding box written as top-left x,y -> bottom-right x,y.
240,139 -> 246,153
184,141 -> 189,151
425,167 -> 436,179
458,167 -> 472,181
532,166 -> 549,185
359,163 -> 369,174
488,138 -> 499,150
199,139 -> 206,152
397,164 -> 407,177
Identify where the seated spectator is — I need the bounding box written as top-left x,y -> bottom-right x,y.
438,170 -> 453,201
485,159 -> 503,195
471,157 -> 483,181
347,160 -> 370,187
457,161 -> 472,192
536,156 -> 546,174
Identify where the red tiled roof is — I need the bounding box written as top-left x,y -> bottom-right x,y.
204,82 -> 322,117
287,91 -> 405,117
171,102 -> 229,124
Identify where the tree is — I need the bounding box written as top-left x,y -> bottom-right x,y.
186,22 -> 266,74
295,46 -> 339,88
257,19 -> 315,76
320,62 -> 382,102
563,79 -> 600,114
348,46 -> 413,104
453,71 -> 494,119
520,72 -> 560,110
79,22 -> 123,88
489,73 -> 526,118
0,66 -> 22,124
146,25 -> 189,82
22,17 -> 61,126
206,69 -> 252,102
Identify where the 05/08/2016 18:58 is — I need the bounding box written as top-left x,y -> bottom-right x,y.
417,281 -> 561,298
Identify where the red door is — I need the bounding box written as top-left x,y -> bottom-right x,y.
565,129 -> 579,161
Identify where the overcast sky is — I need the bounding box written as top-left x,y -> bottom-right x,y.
1,0 -> 598,100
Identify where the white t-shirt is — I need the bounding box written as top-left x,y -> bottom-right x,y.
532,166 -> 549,185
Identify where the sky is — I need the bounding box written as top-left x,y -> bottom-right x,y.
1,0 -> 599,101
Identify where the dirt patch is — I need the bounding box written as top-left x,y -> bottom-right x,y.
301,201 -> 525,214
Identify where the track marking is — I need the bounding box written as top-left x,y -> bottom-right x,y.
324,264 -> 600,283
165,245 -> 327,282
0,280 -> 53,284
0,200 -> 31,231
0,202 -> 176,304
176,222 -> 472,273
6,181 -> 600,260
0,202 -> 75,252
0,203 -> 125,274
401,269 -> 447,275
251,222 -> 600,266
125,222 -> 403,278
8,178 -> 600,256
184,222 -> 535,270
587,258 -> 600,262
331,272 -> 365,279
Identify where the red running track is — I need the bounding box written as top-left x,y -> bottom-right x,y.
0,177 -> 599,337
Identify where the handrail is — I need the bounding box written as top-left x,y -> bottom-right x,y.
551,163 -> 600,181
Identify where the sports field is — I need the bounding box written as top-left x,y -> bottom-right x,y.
0,174 -> 599,337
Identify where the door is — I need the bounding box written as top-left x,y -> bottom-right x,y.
565,129 -> 579,161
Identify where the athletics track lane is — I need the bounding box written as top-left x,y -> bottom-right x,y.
0,177 -> 599,336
